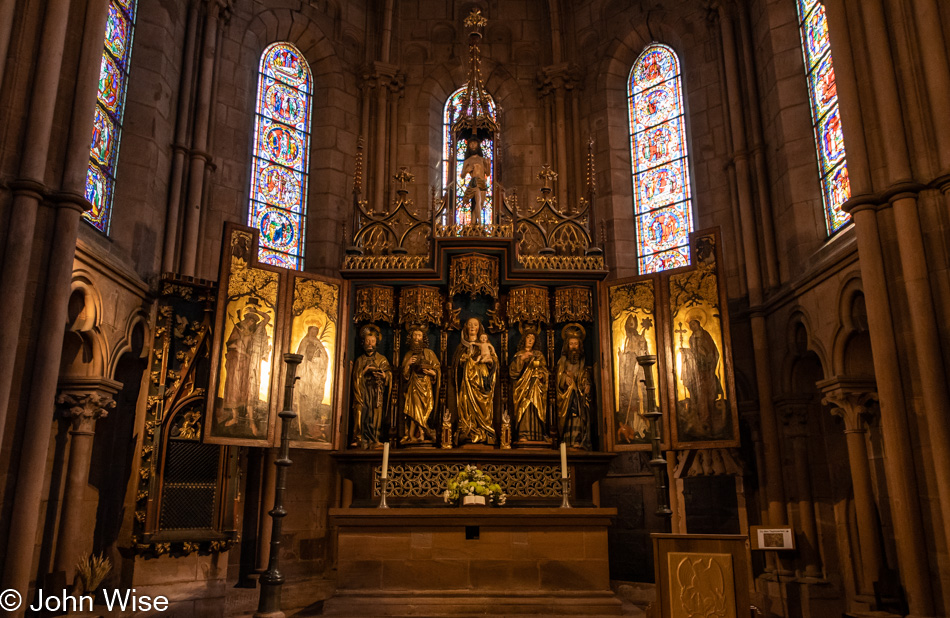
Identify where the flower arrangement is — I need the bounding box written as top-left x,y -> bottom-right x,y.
443,464 -> 507,506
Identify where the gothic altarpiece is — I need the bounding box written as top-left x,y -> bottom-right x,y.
132,11 -> 744,578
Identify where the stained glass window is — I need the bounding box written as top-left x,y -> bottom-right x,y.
628,44 -> 693,274
84,0 -> 137,233
796,0 -> 850,234
442,87 -> 497,226
248,43 -> 312,269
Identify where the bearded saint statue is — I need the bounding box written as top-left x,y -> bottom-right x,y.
400,326 -> 441,444
556,323 -> 592,450
350,324 -> 392,448
452,317 -> 497,445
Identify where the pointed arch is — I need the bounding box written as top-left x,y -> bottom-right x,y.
442,86 -> 497,226
628,43 -> 693,274
796,0 -> 850,234
248,42 -> 313,268
84,0 -> 138,233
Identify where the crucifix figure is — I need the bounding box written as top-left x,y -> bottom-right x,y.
460,138 -> 488,224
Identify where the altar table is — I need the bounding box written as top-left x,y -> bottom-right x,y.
322,507 -> 622,616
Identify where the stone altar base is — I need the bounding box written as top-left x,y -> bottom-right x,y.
323,508 -> 623,616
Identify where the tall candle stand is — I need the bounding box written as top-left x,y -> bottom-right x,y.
637,355 -> 673,527
254,353 -> 302,618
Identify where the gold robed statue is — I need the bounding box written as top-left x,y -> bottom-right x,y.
350,324 -> 392,448
509,324 -> 550,443
400,326 -> 441,444
556,323 -> 592,450
453,317 -> 497,445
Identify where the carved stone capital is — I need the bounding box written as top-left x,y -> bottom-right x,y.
775,397 -> 813,439
817,377 -> 878,433
537,63 -> 579,93
56,378 -> 122,435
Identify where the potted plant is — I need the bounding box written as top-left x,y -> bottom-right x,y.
443,464 -> 507,506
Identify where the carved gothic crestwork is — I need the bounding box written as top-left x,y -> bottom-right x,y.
347,167 -> 432,264
353,285 -> 395,324
398,286 -> 443,327
555,286 -> 593,323
449,253 -> 499,299
508,285 -> 550,325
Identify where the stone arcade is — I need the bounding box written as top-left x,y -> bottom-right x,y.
1,1 -> 950,617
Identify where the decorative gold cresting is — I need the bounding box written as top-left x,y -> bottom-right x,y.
452,10 -> 499,142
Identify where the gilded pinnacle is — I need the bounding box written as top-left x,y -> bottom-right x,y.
464,9 -> 487,29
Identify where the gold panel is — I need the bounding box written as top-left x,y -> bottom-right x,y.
211,231 -> 280,442
667,552 -> 736,618
287,278 -> 341,446
668,235 -> 733,445
554,286 -> 592,323
353,285 -> 394,324
519,254 -> 605,270
449,253 -> 499,299
607,280 -> 657,447
508,285 -> 550,325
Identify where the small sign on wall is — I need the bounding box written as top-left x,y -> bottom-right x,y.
750,526 -> 795,551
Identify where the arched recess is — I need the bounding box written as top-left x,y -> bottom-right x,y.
591,13 -> 695,274
61,280 -> 108,378
241,8 -> 359,271
89,318 -> 147,586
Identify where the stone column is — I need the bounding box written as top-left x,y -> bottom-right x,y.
0,0 -> 16,91
818,378 -> 884,598
388,76 -> 404,208
717,4 -> 786,527
162,0 -> 201,273
570,85 -> 583,208
856,0 -> 950,569
826,1 -> 934,613
0,0 -> 74,470
778,399 -> 822,579
179,0 -> 223,276
370,63 -> 397,213
52,381 -> 119,578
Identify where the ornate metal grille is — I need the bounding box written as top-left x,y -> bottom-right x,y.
159,440 -> 219,530
373,463 -> 569,498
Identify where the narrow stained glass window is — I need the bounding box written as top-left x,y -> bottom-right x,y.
796,0 -> 850,234
248,42 -> 312,269
84,0 -> 137,233
442,87 -> 497,226
628,44 -> 693,274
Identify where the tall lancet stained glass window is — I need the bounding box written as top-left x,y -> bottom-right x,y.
796,0 -> 850,233
442,87 -> 497,226
628,44 -> 693,274
84,0 -> 138,233
248,43 -> 312,268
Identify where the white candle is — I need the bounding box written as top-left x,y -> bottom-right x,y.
560,441 -> 568,479
382,442 -> 390,479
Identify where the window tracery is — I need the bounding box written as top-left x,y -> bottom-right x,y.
248,42 -> 312,268
628,43 -> 693,274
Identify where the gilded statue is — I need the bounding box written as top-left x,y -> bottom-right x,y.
400,326 -> 441,444
460,139 -> 488,224
509,325 -> 550,444
453,317 -> 497,445
350,324 -> 392,448
556,323 -> 592,450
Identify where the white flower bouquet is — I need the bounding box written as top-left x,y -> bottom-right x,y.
442,464 -> 507,506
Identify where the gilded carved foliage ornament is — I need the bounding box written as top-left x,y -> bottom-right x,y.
554,286 -> 593,323
398,286 -> 443,327
508,285 -> 550,325
353,285 -> 395,324
449,253 -> 499,299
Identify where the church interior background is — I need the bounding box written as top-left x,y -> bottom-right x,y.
2,0 -> 950,616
